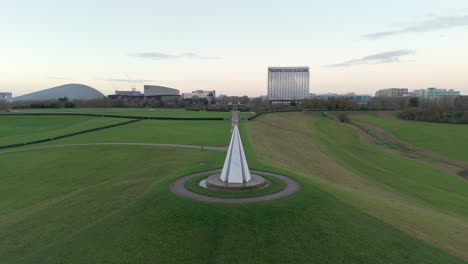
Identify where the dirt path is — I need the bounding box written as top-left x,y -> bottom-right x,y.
170,169 -> 300,204
352,121 -> 468,180
0,143 -> 228,155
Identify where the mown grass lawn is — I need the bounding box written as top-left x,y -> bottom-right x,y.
0,115 -> 124,146
354,114 -> 468,160
44,119 -> 231,146
0,145 -> 464,263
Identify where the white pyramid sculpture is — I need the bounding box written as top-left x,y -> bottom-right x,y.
220,125 -> 252,183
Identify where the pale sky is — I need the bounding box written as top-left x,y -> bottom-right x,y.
1,0 -> 468,97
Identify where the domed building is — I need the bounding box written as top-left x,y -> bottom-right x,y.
14,84 -> 105,101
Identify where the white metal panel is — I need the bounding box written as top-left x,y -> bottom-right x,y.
219,125 -> 251,183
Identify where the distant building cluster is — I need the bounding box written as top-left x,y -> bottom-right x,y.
181,90 -> 216,103
0,92 -> 13,103
375,87 -> 461,100
4,67 -> 464,104
413,88 -> 461,100
111,85 -> 217,104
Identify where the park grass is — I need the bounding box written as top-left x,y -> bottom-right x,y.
38,119 -> 231,147
0,144 -> 464,263
243,112 -> 468,261
3,108 -> 255,119
184,173 -> 286,198
354,113 -> 468,160
0,115 -> 124,146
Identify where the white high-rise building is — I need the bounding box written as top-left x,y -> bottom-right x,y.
268,67 -> 310,102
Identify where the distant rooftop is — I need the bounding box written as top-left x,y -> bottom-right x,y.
268,66 -> 309,72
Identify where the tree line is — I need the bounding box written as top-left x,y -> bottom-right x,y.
399,96 -> 468,124
3,94 -> 467,124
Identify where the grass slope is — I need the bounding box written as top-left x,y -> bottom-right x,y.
243,112 -> 468,261
0,115 -> 124,146
354,114 -> 468,160
0,145 -> 463,263
313,117 -> 468,218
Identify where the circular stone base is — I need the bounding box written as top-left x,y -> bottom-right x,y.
170,169 -> 300,204
206,174 -> 267,190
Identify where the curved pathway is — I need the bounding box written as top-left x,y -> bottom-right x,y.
170,169 -> 301,204
0,143 -> 228,155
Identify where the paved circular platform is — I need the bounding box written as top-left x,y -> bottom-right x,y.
170,169 -> 300,204
205,174 -> 267,190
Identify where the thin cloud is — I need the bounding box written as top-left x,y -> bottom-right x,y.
130,52 -> 219,60
48,77 -> 68,80
328,50 -> 415,67
107,78 -> 155,83
365,15 -> 468,39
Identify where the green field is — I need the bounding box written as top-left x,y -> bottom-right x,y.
2,108 -> 255,119
0,115 -> 124,146
39,119 -> 231,147
354,113 -> 468,160
0,145 -> 463,263
0,111 -> 467,263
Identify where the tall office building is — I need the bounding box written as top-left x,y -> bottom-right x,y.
268,67 -> 310,102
